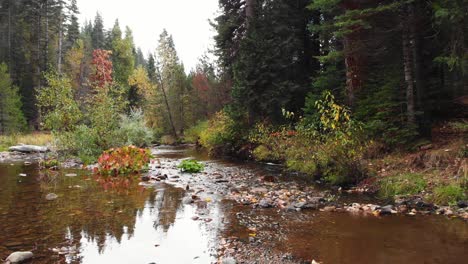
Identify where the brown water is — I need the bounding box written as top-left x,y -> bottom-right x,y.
0,146 -> 467,264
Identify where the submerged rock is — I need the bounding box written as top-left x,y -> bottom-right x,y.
5,251 -> 33,263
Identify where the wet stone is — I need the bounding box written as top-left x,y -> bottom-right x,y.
45,193 -> 58,201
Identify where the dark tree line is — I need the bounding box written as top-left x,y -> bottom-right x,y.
214,0 -> 467,144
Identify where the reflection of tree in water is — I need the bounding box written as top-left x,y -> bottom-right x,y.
153,184 -> 184,232
0,166 -> 152,259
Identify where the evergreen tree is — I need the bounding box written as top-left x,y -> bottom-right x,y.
66,0 -> 80,47
91,12 -> 105,49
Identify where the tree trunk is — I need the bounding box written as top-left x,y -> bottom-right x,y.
157,74 -> 178,139
57,24 -> 63,74
44,0 -> 49,72
7,0 -> 11,74
245,0 -> 254,29
402,29 -> 416,126
342,1 -> 364,107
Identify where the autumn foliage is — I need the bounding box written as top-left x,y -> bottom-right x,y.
96,145 -> 152,176
90,49 -> 113,88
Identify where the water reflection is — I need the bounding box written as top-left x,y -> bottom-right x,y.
0,163 -> 218,264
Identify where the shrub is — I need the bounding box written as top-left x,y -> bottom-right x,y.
178,159 -> 204,173
184,120 -> 208,143
116,109 -> 153,147
96,146 -> 152,176
199,111 -> 236,151
249,91 -> 368,186
56,125 -> 102,164
36,71 -> 82,132
379,173 -> 427,198
432,184 -> 466,205
160,135 -> 177,145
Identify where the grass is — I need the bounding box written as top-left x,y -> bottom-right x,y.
432,184 -> 466,205
0,132 -> 53,151
379,173 -> 427,198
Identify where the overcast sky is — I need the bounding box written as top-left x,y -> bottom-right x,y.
77,0 -> 219,71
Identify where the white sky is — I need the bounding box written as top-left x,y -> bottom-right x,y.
77,0 -> 219,71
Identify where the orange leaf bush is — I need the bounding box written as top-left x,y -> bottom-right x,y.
96,145 -> 152,176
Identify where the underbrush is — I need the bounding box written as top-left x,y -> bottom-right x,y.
249,92 -> 368,186
55,109 -> 153,164
96,146 -> 152,176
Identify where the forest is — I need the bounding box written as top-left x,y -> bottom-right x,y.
0,1 -> 467,263
0,0 -> 466,197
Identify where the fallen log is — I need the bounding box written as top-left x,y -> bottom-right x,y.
8,145 -> 49,153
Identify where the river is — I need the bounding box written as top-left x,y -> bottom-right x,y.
0,146 -> 466,263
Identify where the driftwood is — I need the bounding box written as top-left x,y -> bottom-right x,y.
8,145 -> 49,153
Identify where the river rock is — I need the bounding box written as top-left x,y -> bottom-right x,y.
5,251 -> 33,263
378,205 -> 395,215
141,176 -> 150,182
251,187 -> 268,194
45,193 -> 58,201
182,197 -> 194,204
457,201 -> 467,208
258,199 -> 272,208
222,257 -> 237,264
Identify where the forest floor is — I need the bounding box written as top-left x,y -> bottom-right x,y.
360,121 -> 467,206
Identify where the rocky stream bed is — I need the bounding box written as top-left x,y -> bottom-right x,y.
0,145 -> 467,264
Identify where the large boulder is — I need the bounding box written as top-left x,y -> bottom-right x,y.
9,145 -> 48,153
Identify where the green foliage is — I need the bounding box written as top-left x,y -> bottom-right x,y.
36,71 -> 82,132
56,125 -> 101,164
449,120 -> 468,133
178,159 -> 204,173
116,108 -> 153,147
354,71 -> 418,146
39,159 -> 60,169
184,120 -> 208,143
432,184 -> 466,205
0,63 -> 27,134
250,91 -> 367,185
379,173 -> 427,198
199,111 -> 237,151
96,146 -> 152,176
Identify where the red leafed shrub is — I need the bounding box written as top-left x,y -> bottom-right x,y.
96,145 -> 152,176
90,49 -> 113,89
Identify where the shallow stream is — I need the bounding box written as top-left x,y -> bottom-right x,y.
0,146 -> 466,263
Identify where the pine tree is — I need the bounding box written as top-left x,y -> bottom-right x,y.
66,0 -> 80,47
91,12 -> 105,49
